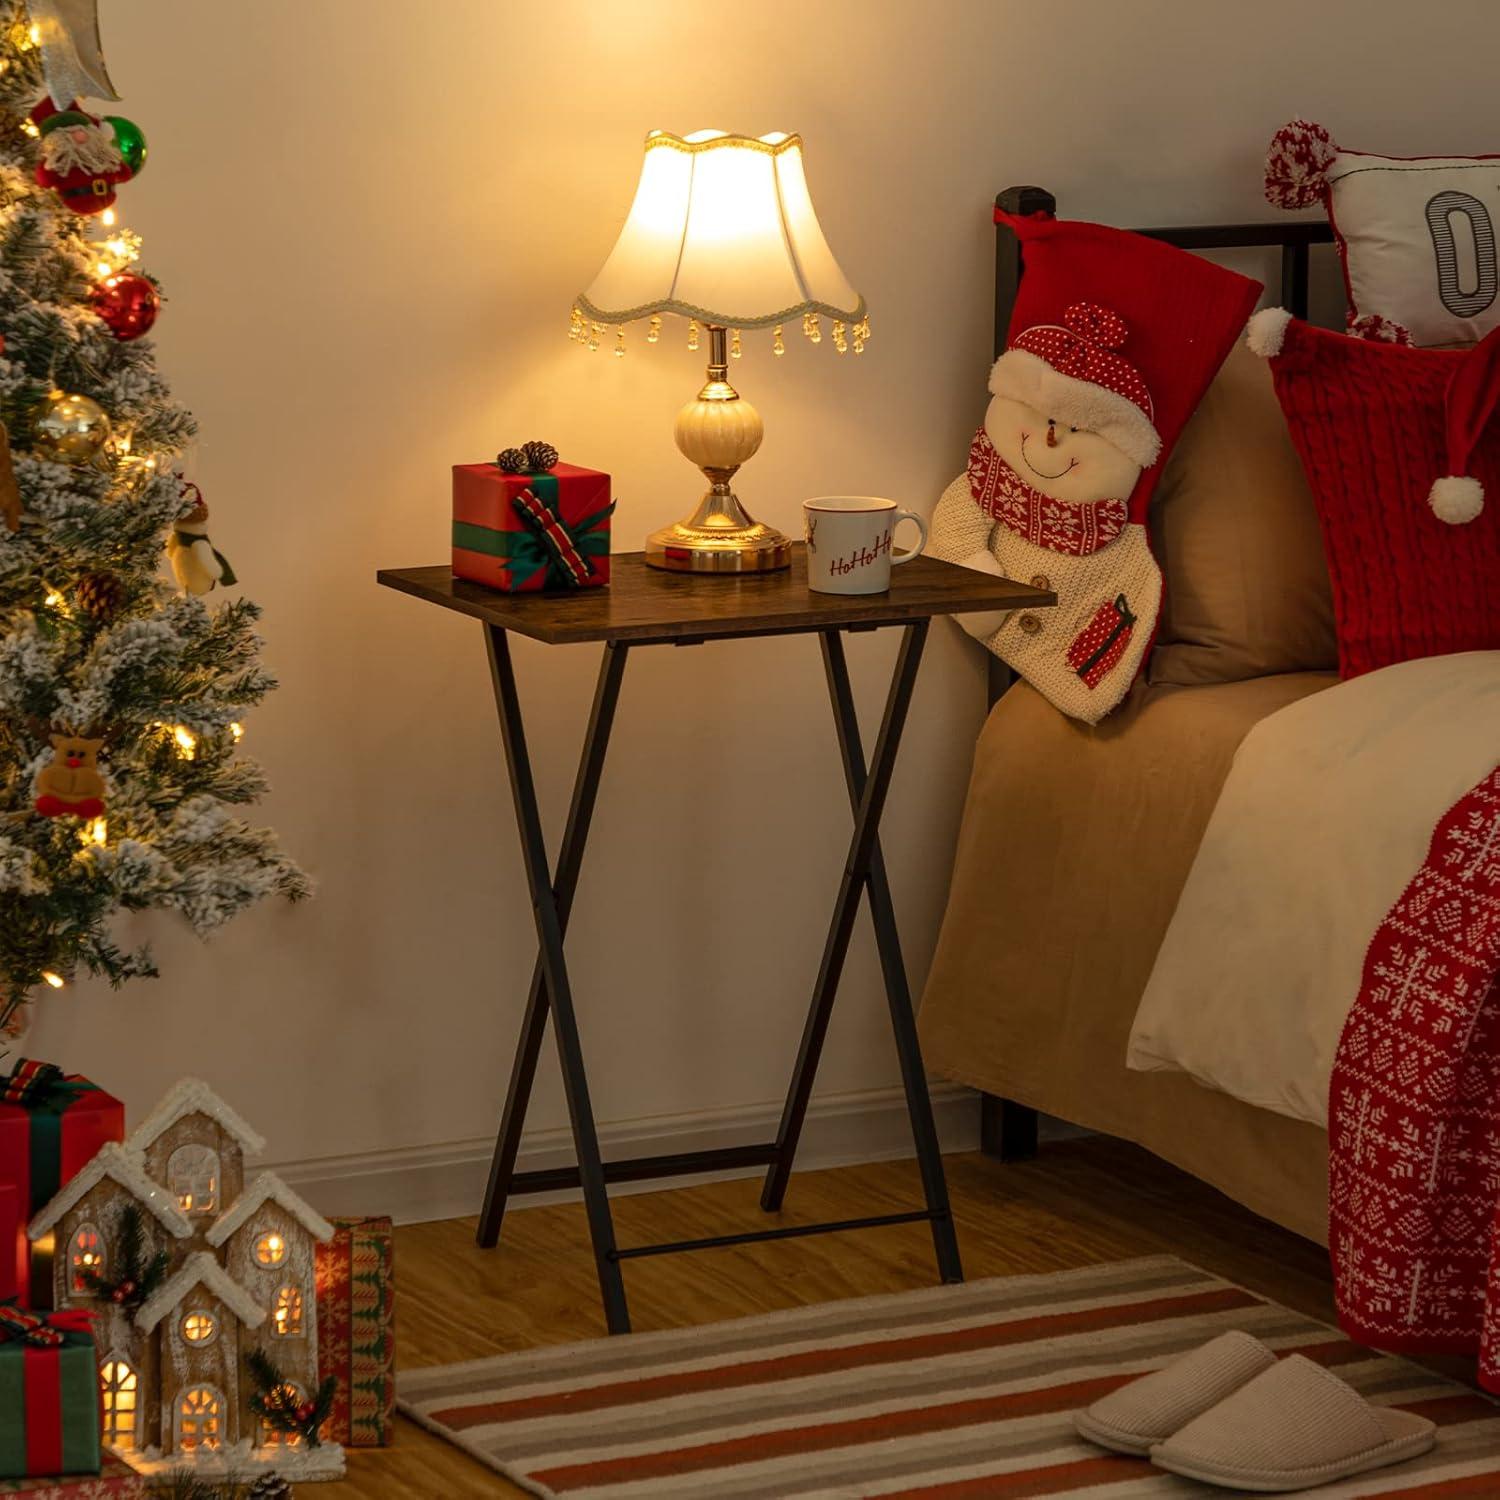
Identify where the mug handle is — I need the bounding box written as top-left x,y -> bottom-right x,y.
891,508 -> 927,565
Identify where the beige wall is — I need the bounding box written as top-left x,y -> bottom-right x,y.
31,0 -> 1498,1211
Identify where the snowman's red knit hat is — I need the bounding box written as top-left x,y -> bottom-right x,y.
988,302 -> 1161,470
1431,323 -> 1500,525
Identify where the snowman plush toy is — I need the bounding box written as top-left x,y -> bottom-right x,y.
932,211 -> 1260,724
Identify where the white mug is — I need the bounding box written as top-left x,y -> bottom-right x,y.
803,496 -> 927,595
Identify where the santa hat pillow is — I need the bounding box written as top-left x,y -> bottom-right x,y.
1249,308 -> 1500,677
928,211 -> 1259,724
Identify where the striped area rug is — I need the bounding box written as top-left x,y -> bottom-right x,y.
398,1256 -> 1500,1498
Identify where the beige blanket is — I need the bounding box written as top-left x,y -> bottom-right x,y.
918,668 -> 1337,1242
1127,651 -> 1500,1126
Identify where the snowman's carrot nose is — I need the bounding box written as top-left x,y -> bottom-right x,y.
1045,421 -> 1059,448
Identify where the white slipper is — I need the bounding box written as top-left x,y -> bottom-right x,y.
1074,1329 -> 1277,1456
1150,1353 -> 1436,1492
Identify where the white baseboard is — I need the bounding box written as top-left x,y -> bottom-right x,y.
268,1083 -> 981,1225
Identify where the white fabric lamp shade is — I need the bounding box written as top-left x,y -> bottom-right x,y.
577,130 -> 865,329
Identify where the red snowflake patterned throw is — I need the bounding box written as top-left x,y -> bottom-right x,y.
1329,765 -> 1500,1386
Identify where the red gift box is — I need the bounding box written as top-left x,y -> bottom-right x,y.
452,461 -> 612,592
316,1215 -> 395,1447
0,1452 -> 142,1496
0,1190 -> 15,1305
0,1064 -> 124,1308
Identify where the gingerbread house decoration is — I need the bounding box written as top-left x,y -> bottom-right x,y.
27,1079 -> 343,1481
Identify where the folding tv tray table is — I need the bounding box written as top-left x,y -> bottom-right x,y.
378,545 -> 1053,1333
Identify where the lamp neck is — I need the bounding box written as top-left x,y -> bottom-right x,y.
705,324 -> 730,384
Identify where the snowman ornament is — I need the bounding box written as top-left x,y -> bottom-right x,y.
930,302 -> 1163,724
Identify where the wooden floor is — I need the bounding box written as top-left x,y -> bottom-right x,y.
323,1137 -> 1351,1499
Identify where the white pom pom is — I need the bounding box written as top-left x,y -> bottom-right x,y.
1430,476 -> 1484,524
1247,307 -> 1293,359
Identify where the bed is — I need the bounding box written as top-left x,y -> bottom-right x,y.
916,187 -> 1344,1243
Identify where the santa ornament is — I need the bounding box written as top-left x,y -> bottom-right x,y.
930,212 -> 1259,722
29,96 -> 142,216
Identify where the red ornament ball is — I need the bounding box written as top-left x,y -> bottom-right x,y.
91,274 -> 159,341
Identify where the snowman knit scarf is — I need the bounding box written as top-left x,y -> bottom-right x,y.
966,428 -> 1128,557
1329,764 -> 1500,1388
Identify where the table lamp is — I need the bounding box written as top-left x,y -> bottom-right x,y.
573,130 -> 868,573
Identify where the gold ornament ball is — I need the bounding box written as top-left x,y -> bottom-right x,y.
31,391 -> 110,463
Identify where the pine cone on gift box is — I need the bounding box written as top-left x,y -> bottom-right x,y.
76,570 -> 127,620
496,447 -> 528,473
246,1475 -> 294,1500
522,439 -> 559,472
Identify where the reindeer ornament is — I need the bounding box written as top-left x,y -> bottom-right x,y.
34,734 -> 107,818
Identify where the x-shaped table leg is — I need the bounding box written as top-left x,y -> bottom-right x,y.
476,626 -> 632,1332
761,622 -> 964,1283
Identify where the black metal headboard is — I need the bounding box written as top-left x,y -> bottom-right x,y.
992,183 -> 1335,361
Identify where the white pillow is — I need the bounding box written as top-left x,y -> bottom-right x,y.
1265,119 -> 1500,349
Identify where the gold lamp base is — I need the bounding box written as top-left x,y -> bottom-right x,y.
644,504 -> 792,574
644,325 -> 791,574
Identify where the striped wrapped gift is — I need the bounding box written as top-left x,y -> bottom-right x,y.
316,1215 -> 395,1447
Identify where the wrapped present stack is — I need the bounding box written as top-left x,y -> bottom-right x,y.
453,441 -> 612,593
0,1062 -> 124,1307
0,1304 -> 102,1481
315,1216 -> 395,1447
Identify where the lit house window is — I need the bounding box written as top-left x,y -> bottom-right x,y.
272,1284 -> 303,1337
253,1231 -> 287,1267
259,1383 -> 304,1448
182,1310 -> 217,1346
69,1224 -> 105,1292
167,1144 -> 220,1215
101,1358 -> 138,1451
176,1384 -> 223,1452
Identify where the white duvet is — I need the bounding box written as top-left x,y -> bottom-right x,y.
1127,650 -> 1500,1127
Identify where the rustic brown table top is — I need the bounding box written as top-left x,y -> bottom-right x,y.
377,546 -> 1054,646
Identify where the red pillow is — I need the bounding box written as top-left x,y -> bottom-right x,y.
1251,310 -> 1500,679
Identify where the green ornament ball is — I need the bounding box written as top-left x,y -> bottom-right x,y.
104,115 -> 147,177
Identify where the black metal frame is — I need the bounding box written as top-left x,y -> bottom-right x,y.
476,620 -> 963,1334
977,184 -> 1335,1165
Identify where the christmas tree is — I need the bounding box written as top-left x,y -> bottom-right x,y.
0,2 -> 306,1032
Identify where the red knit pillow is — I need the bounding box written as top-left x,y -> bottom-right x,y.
1252,312 -> 1500,679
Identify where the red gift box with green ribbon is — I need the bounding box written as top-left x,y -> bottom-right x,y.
0,1304 -> 101,1479
0,1063 -> 124,1307
452,461 -> 613,592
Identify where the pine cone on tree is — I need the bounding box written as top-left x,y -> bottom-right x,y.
76,571 -> 126,620
247,1474 -> 293,1500
522,439 -> 559,472
496,447 -> 528,473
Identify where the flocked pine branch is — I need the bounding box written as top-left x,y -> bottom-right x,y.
0,0 -> 308,1028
